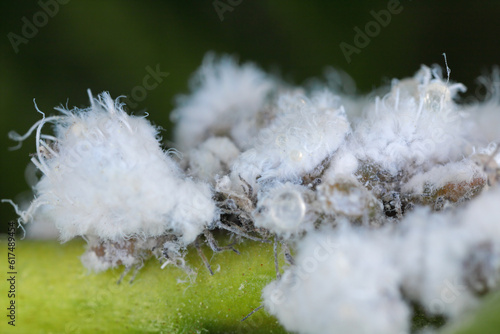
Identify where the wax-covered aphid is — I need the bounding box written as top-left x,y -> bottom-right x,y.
6,91 -> 218,278
230,91 -> 350,194
172,53 -> 275,151
348,65 -> 468,177
355,160 -> 487,214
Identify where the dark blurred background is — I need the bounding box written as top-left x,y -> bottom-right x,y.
1,0 -> 500,233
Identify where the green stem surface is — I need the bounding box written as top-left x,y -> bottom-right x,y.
1,238 -> 499,333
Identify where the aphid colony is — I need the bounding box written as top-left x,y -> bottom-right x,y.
6,53 -> 500,333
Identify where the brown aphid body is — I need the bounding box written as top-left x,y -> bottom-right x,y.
413,177 -> 486,211
355,161 -> 487,216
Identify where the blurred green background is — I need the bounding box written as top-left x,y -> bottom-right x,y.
2,0 -> 500,232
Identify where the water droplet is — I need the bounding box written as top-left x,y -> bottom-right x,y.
424,83 -> 451,112
290,150 -> 303,162
270,190 -> 306,230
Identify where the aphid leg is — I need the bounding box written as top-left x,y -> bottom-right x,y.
281,240 -> 295,266
238,174 -> 253,198
238,174 -> 258,207
274,236 -> 281,280
216,221 -> 271,243
393,192 -> 403,219
195,236 -> 213,275
239,214 -> 257,232
128,262 -> 144,284
204,229 -> 240,255
117,265 -> 132,285
255,226 -> 273,241
241,305 -> 264,322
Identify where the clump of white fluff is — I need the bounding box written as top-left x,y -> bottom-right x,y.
230,90 -> 350,191
396,188 -> 500,318
171,53 -> 274,151
349,66 -> 468,175
263,225 -> 410,334
183,136 -> 240,184
16,91 -> 217,245
462,68 -> 500,146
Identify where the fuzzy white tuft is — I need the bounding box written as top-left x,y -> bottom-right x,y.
19,92 -> 217,245
350,66 -> 468,175
263,225 -> 410,334
171,53 -> 274,151
396,188 -> 500,318
230,90 -> 350,192
183,136 -> 240,184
